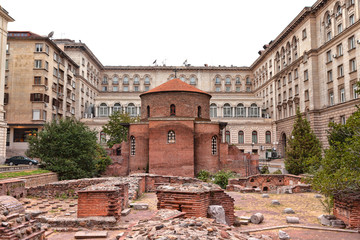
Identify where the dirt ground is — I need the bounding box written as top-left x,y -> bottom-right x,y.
42,192 -> 360,240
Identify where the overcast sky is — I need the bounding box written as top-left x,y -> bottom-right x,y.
2,0 -> 316,67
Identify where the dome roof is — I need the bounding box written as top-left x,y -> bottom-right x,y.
140,78 -> 211,97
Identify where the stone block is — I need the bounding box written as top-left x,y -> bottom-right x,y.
74,231 -> 108,239
132,203 -> 149,210
330,219 -> 346,228
279,230 -> 290,240
286,216 -> 299,224
121,208 -> 131,216
208,205 -> 226,225
283,208 -> 295,214
318,214 -> 336,226
262,194 -> 269,198
250,213 -> 264,224
271,200 -> 280,205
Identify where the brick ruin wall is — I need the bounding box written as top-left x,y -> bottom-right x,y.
334,193 -> 360,228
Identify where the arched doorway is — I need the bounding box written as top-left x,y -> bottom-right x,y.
281,132 -> 287,158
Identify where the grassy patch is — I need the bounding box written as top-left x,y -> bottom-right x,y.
0,169 -> 50,179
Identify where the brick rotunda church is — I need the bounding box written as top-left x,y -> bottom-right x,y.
108,78 -> 259,177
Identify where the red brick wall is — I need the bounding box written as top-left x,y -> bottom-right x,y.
334,194 -> 360,228
149,120 -> 195,177
141,92 -> 211,120
0,179 -> 26,198
209,190 -> 235,225
129,123 -> 149,173
194,123 -> 221,175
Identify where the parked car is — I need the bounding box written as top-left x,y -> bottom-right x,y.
5,156 -> 38,166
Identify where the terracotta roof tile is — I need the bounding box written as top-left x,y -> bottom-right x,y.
141,78 -> 211,96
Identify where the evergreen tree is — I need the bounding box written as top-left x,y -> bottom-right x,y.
26,118 -> 106,180
284,108 -> 322,175
102,111 -> 139,148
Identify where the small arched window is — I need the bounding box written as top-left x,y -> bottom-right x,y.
170,104 -> 176,116
168,130 -> 175,143
238,131 -> 244,144
252,131 -> 258,144
190,76 -> 196,85
210,103 -> 217,118
250,103 -> 259,117
236,103 -> 246,117
223,103 -> 232,117
113,103 -> 121,113
266,131 -> 271,144
198,106 -> 202,118
147,105 -> 150,118
123,76 -> 129,84
127,103 -> 136,117
112,76 -> 119,84
212,136 -> 217,155
226,131 -> 230,144
130,136 -> 135,156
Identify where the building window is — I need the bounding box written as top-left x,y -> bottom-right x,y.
329,92 -> 334,106
34,76 -> 41,85
113,103 -> 122,113
123,86 -> 129,92
102,86 -> 107,91
235,77 -> 241,84
349,14 -> 355,25
113,86 -> 118,92
236,103 -> 246,117
350,58 -> 356,72
145,86 -> 149,92
295,85 -> 299,95
190,76 -> 196,85
13,128 -> 37,142
34,60 -> 42,69
167,130 -> 175,144
265,131 -> 271,144
123,76 -> 129,84
99,103 -> 109,117
326,50 -> 332,62
170,104 -> 176,116
134,76 -> 139,85
238,131 -> 244,144
246,87 -> 251,92
305,90 -> 309,101
113,76 -> 119,84
212,136 -> 217,155
337,23 -> 343,34
327,31 -> 332,41
127,103 -> 136,117
225,77 -> 231,84
100,131 -> 106,144
327,70 -> 333,82
45,45 -> 49,54
226,87 -> 231,92
249,103 -> 259,117
147,105 -> 150,118
302,29 -> 307,39
252,131 -> 258,144
338,65 -> 344,77
6,43 -> 9,54
225,131 -> 230,144
210,103 -> 217,118
340,115 -> 346,125
144,76 -> 150,84
215,76 -> 221,84
215,87 -> 221,92
134,86 -> 139,92
35,43 -> 43,52
349,36 -> 356,50
340,88 -> 345,103
304,70 -> 308,81
45,61 -> 49,70
352,83 -> 358,99
102,76 -> 108,84
198,106 -> 202,118
236,87 -> 240,92
130,136 -> 135,156
43,110 -> 47,120
32,109 -> 40,120
288,73 -> 292,83
223,103 -> 232,117
337,44 -> 343,56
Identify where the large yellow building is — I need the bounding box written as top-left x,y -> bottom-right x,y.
3,0 -> 360,160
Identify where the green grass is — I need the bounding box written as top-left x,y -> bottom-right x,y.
0,169 -> 50,179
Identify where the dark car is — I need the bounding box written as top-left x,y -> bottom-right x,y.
5,156 -> 38,166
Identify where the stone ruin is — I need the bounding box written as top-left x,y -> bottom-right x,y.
227,174 -> 311,194
0,195 -> 45,240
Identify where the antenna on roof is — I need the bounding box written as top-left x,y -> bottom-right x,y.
48,31 -> 54,39
153,59 -> 157,66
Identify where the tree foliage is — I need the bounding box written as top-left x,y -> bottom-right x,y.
26,118 -> 109,180
284,108 -> 322,175
102,111 -> 139,148
311,108 -> 360,197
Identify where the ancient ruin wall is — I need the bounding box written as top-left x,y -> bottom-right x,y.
334,193 -> 360,228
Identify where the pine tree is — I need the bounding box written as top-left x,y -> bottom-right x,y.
284,108 -> 322,175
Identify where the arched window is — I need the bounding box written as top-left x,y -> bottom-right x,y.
100,131 -> 106,144
210,103 -> 217,118
223,103 -> 232,117
112,76 -> 119,84
236,103 -> 246,117
168,130 -> 175,143
252,131 -> 258,144
249,103 -> 259,117
127,103 -> 136,117
123,76 -> 129,84
190,76 -> 196,85
266,131 -> 271,144
170,104 -> 176,116
99,103 -> 108,117
113,103 -> 121,113
238,131 -> 244,144
130,136 -> 135,156
212,136 -> 217,155
226,131 -> 230,144
147,105 -> 150,118
134,76 -> 140,85
198,106 -> 202,118
144,76 -> 150,85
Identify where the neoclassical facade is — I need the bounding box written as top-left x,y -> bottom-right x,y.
3,0 -> 360,160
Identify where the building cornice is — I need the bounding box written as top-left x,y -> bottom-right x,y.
103,65 -> 251,71
0,6 -> 15,22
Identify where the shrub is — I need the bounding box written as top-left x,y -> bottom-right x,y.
213,170 -> 235,189
197,170 -> 211,182
260,166 -> 270,174
272,169 -> 282,174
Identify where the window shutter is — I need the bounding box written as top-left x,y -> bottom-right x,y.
30,93 -> 34,101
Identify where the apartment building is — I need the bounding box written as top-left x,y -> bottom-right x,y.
3,0 -> 360,159
0,6 -> 14,162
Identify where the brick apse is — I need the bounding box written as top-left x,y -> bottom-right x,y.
107,78 -> 259,178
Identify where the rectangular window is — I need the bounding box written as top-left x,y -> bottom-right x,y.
113,86 -> 118,92
236,87 -> 240,92
294,68 -> 298,79
5,59 -> 9,70
337,23 -> 343,34
302,28 -> 307,39
329,92 -> 334,106
34,60 -> 42,69
352,83 -> 358,99
102,86 -> 107,91
327,32 -> 332,41
134,86 -> 139,92
326,50 -> 332,62
6,43 -> 9,54
304,70 -> 309,81
350,58 -> 356,72
13,128 -> 37,142
32,109 -> 40,120
327,70 -> 333,82
216,87 -> 220,92
288,73 -> 292,83
295,85 -> 299,95
123,86 -> 129,92
215,77 -> 221,84
305,90 -> 309,101
340,88 -> 345,103
246,87 -> 251,92
338,65 -> 344,77
34,76 -> 41,85
45,61 -> 49,70
53,67 -> 58,76
226,87 -> 230,92
45,45 -> 49,54
43,110 -> 47,120
349,36 -> 356,50
35,43 -> 43,52
349,14 -> 355,25
144,86 -> 149,92
340,115 -> 346,125
337,44 -> 343,56
53,52 -> 58,62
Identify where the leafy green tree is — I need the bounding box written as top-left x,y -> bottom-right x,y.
102,111 -> 139,148
311,108 -> 360,197
94,144 -> 112,176
26,118 -> 102,180
213,170 -> 235,189
284,108 -> 322,175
